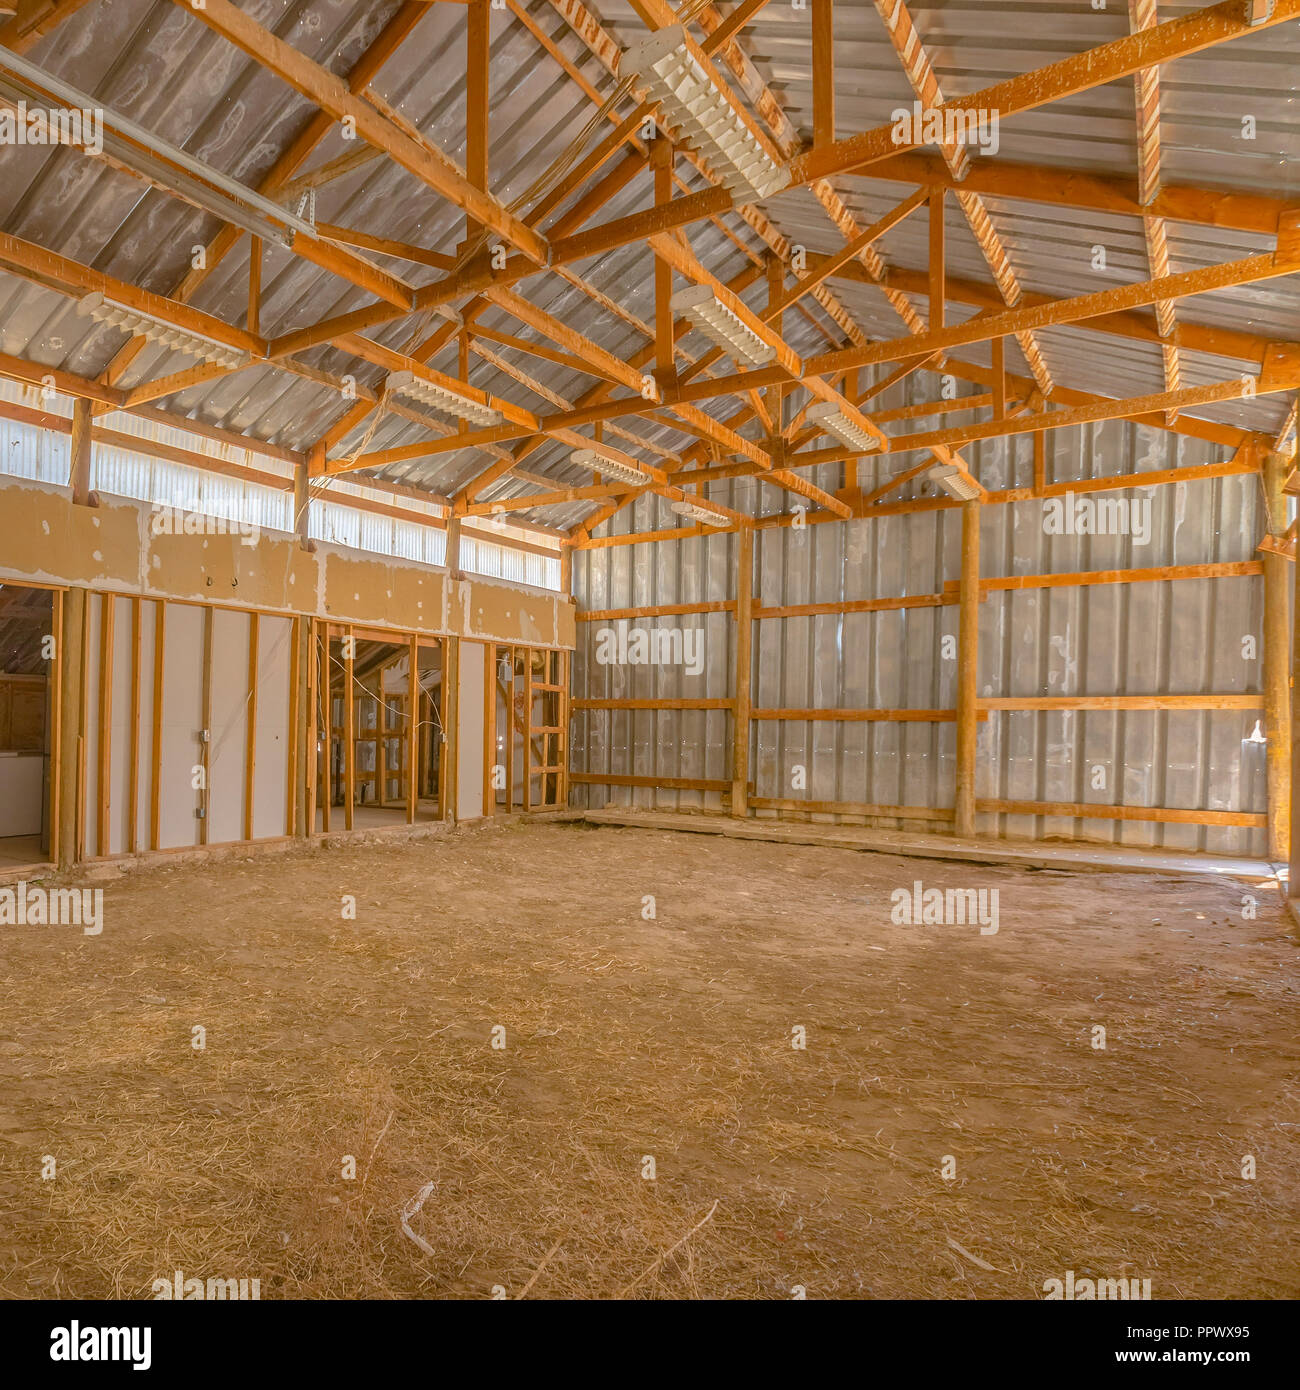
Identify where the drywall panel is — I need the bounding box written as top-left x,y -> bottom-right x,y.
0,754 -> 43,836
321,550 -> 446,633
0,479 -> 570,649
158,602 -> 203,850
457,641 -> 486,821
207,608 -> 250,846
253,616 -> 292,839
0,481 -> 141,591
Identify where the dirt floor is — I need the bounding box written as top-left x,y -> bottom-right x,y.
1,820 -> 1298,1300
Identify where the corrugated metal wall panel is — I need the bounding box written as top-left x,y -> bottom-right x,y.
572,381 -> 1271,857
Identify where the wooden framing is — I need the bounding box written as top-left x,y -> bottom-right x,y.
343,628 -> 356,830
243,612 -> 258,842
128,598 -> 141,855
407,634 -> 419,824
95,593 -> 113,856
954,501 -> 980,837
4,0 -> 1292,862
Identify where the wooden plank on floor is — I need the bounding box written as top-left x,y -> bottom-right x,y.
580,809 -> 1277,883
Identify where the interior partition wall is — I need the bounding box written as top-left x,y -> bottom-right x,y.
80,592 -> 297,861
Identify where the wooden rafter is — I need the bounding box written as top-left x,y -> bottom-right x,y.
1129,0 -> 1182,410
872,0 -> 1055,397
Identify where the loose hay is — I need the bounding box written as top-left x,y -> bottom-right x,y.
1,822 -> 1297,1299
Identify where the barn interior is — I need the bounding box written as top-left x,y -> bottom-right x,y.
0,0 -> 1297,1302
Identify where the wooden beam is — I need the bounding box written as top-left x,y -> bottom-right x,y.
812,0 -> 834,147
928,187 -> 945,332
128,597 -> 140,855
150,602 -> 164,852
554,1 -> 1300,258
408,633 -> 419,824
68,396 -> 93,506
171,0 -> 548,263
954,499 -> 980,836
1264,449 -> 1292,860
732,524 -> 753,818
978,799 -> 1264,828
244,611 -> 258,842
95,594 -> 113,857
465,0 -> 490,242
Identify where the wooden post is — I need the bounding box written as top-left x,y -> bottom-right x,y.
1290,517 -> 1300,910
446,515 -> 462,581
128,598 -> 141,854
1263,450 -> 1291,862
928,188 -> 945,333
731,524 -> 754,817
407,633 -> 419,823
443,635 -> 459,821
199,606 -> 212,846
56,587 -> 86,871
295,458 -> 314,550
304,618 -> 318,836
343,626 -> 355,830
484,642 -> 497,816
150,602 -> 165,851
992,336 -> 1007,419
522,644 -> 532,812
812,0 -> 835,147
954,500 -> 981,837
96,594 -> 114,857
465,0 -> 489,245
244,611 -> 258,842
69,397 -> 95,506
320,625 -> 332,832
653,139 -> 676,397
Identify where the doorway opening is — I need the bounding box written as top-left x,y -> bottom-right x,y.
490,645 -> 568,813
0,582 -> 57,871
315,626 -> 445,831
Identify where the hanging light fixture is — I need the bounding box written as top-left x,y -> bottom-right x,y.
77,292 -> 249,372
670,498 -> 729,527
806,400 -> 882,453
386,370 -> 501,427
923,463 -> 981,500
621,24 -> 789,202
670,284 -> 775,368
569,448 -> 653,486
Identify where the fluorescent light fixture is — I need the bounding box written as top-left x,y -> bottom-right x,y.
569,448 -> 652,487
386,370 -> 501,427
622,24 -> 789,202
670,498 -> 729,527
670,284 -> 775,368
924,463 -> 981,500
806,400 -> 881,453
77,292 -> 249,371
